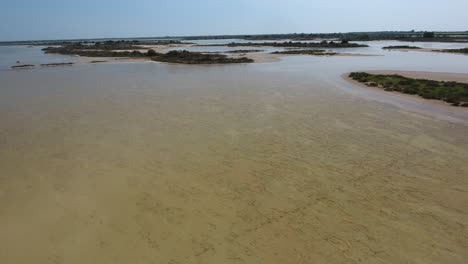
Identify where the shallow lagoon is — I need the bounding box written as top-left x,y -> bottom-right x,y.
1,41 -> 468,263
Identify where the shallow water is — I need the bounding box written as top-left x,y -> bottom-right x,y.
168,45 -> 286,54
0,46 -> 80,71
180,39 -> 468,55
0,42 -> 468,264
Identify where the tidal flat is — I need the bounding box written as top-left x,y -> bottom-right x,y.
0,42 -> 468,264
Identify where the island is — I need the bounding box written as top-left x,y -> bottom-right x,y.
441,48 -> 468,54
151,50 -> 253,64
271,49 -> 337,56
11,64 -> 35,69
42,44 -> 151,58
205,40 -> 368,48
381,46 -> 468,55
349,72 -> 468,106
382,45 -> 422,50
41,41 -> 254,64
40,62 -> 74,67
225,49 -> 263,53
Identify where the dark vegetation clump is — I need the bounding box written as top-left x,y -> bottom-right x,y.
146,49 -> 158,56
42,41 -> 167,57
349,72 -> 468,106
151,50 -> 253,64
11,64 -> 35,69
80,41 -> 141,50
272,49 -> 338,56
440,48 -> 468,54
225,49 -> 263,53
382,45 -> 422,50
42,46 -> 150,57
423,32 -> 435,38
219,41 -> 368,48
40,62 -> 74,67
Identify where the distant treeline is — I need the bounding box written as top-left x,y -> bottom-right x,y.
183,31 -> 468,42
3,31 -> 468,46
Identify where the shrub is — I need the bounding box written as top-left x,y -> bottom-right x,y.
147,49 -> 158,56
423,32 -> 435,38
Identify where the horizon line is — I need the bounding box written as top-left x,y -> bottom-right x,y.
2,30 -> 468,43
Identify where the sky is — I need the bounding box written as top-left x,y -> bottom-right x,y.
1,0 -> 467,41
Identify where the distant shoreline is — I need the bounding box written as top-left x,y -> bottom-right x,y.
2,30 -> 468,45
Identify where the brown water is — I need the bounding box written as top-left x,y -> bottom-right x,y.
1,48 -> 468,263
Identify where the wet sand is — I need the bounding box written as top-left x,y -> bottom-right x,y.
1,61 -> 468,264
229,52 -> 379,64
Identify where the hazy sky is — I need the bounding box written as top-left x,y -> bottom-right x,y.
1,0 -> 467,41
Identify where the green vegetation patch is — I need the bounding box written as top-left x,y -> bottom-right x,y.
40,62 -> 74,67
225,49 -> 263,53
272,49 -> 338,56
11,64 -> 35,69
440,48 -> 468,54
43,46 -> 151,57
221,40 -> 368,48
349,72 -> 468,106
151,50 -> 253,64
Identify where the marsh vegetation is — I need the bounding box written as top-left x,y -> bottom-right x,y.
440,48 -> 468,54
349,72 -> 468,106
218,41 -> 368,48
272,49 -> 338,55
11,64 -> 35,69
42,46 -> 150,57
383,45 -> 422,49
151,50 -> 253,64
40,62 -> 74,67
225,49 -> 263,53
42,43 -> 253,64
